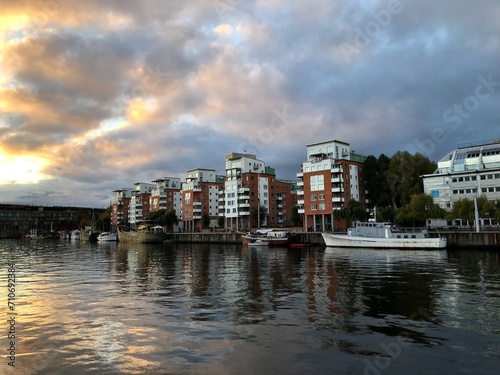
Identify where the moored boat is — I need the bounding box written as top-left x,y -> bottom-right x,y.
97,232 -> 117,242
242,229 -> 295,247
321,221 -> 447,249
117,224 -> 166,243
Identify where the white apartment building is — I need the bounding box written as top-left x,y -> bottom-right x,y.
220,152 -> 269,230
150,177 -> 183,226
128,182 -> 155,225
422,139 -> 500,210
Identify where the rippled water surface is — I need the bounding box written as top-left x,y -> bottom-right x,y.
1,240 -> 499,374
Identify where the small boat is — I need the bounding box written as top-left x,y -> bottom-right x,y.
117,223 -> 166,243
71,229 -> 81,241
97,232 -> 117,242
321,221 -> 447,249
243,237 -> 270,246
242,229 -> 295,247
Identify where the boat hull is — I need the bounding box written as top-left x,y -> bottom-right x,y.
117,226 -> 166,243
241,235 -> 290,246
321,233 -> 447,249
97,233 -> 117,242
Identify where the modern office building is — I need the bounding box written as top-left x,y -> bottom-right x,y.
182,168 -> 224,231
422,139 -> 500,210
219,152 -> 296,231
296,139 -> 368,231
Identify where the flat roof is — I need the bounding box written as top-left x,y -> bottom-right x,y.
306,139 -> 350,147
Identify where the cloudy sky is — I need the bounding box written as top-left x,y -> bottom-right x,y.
1,0 -> 499,207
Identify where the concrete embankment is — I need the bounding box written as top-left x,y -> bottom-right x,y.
436,231 -> 500,248
172,231 -> 500,249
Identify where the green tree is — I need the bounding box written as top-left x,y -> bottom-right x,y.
395,193 -> 446,226
363,154 -> 391,207
290,205 -> 302,226
333,199 -> 366,228
217,216 -> 225,229
201,212 -> 210,229
451,198 -> 475,223
149,209 -> 178,232
387,151 -> 437,208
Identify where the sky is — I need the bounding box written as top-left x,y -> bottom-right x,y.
0,0 -> 499,208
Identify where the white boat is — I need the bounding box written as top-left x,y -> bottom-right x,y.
71,229 -> 81,241
97,232 -> 117,242
321,221 -> 447,249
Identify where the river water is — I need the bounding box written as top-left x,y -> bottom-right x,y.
1,239 -> 499,375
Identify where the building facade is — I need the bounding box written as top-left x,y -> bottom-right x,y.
182,168 -> 224,231
422,139 -> 500,210
111,188 -> 133,229
219,152 -> 295,231
128,182 -> 155,226
296,140 -> 368,231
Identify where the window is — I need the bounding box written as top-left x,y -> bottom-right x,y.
311,194 -> 317,201
311,204 -> 317,210
319,203 -> 325,210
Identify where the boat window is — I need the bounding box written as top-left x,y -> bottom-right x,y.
404,235 -> 408,238
412,235 -> 416,238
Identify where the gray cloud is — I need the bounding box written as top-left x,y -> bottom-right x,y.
1,0 -> 499,206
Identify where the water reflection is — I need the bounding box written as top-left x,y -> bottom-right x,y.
1,240 -> 499,374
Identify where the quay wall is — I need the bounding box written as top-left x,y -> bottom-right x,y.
171,231 -> 500,249
437,231 -> 500,248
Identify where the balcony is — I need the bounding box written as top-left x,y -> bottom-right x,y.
219,190 -> 225,195
331,167 -> 343,174
218,205 -> 225,210
298,209 -> 305,214
331,177 -> 343,183
296,181 -> 304,187
297,190 -> 304,196
193,187 -> 202,192
296,172 -> 303,178
332,187 -> 343,193
238,187 -> 250,193
238,203 -> 250,208
193,208 -> 202,213
332,197 -> 345,203
297,199 -> 304,205
193,201 -> 202,206
193,215 -> 202,219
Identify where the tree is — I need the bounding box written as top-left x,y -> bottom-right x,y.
333,199 -> 366,228
217,216 -> 225,229
387,151 -> 437,208
363,154 -> 391,208
97,206 -> 112,231
394,193 -> 446,226
148,209 -> 178,232
451,198 -> 475,223
290,205 -> 302,227
201,212 -> 210,229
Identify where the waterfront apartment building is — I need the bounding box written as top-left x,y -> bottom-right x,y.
128,182 -> 155,226
296,139 -> 368,232
182,168 -> 224,231
422,139 -> 500,210
219,152 -> 295,231
150,177 -> 182,225
111,188 -> 133,229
